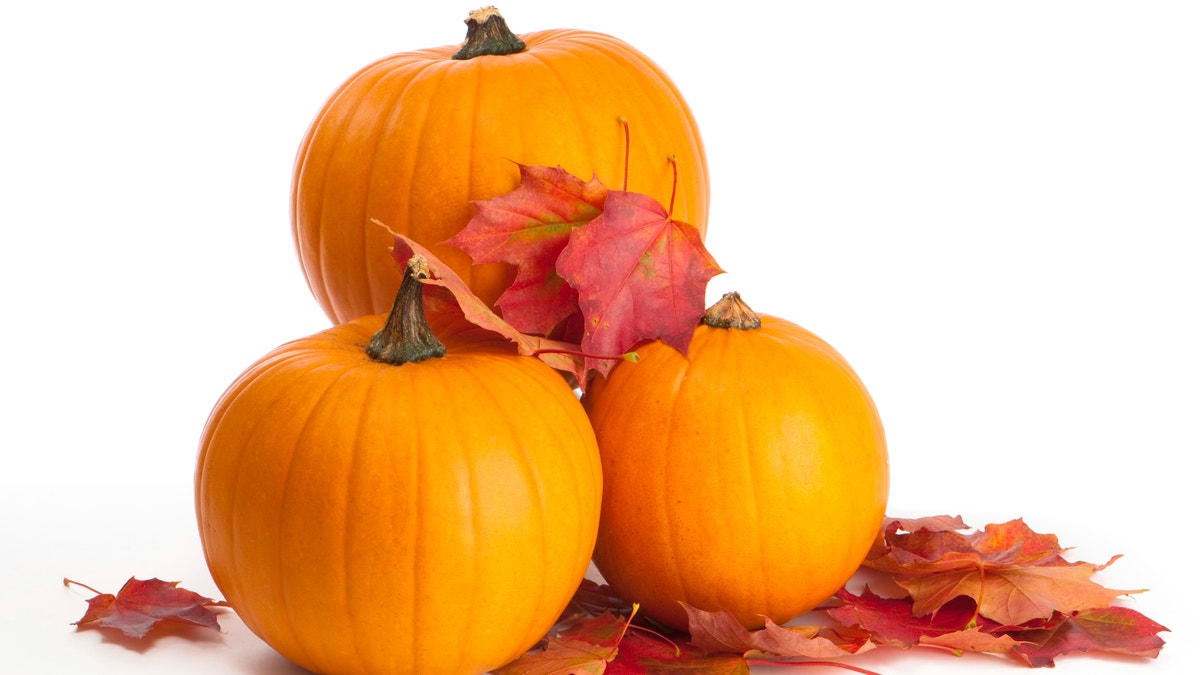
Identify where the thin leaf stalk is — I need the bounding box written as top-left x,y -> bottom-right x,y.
63,578 -> 104,596
667,154 -> 678,217
743,660 -> 884,675
617,116 -> 630,191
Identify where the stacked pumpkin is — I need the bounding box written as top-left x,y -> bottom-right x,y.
194,7 -> 888,675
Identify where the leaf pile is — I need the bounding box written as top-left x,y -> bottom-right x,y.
65,577 -> 229,638
502,516 -> 1167,673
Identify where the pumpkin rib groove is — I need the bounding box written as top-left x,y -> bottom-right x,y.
226,358 -> 332,668
658,356 -> 691,611
403,63 -> 468,294
222,356 -> 329,640
522,48 -> 601,182
356,62 -> 426,315
358,61 -> 432,315
404,361 -> 424,670
467,356 -> 550,648
726,331 -> 771,616
571,40 -> 699,210
276,361 -> 368,672
444,359 -> 480,675
342,363 -> 393,671
310,66 -> 388,321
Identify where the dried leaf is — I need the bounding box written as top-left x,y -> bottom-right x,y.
681,604 -> 868,660
883,515 -> 968,534
918,628 -> 1022,655
895,555 -> 1141,626
66,577 -> 228,638
829,588 -> 984,649
1009,607 -> 1169,667
864,517 -> 1144,625
494,637 -> 614,675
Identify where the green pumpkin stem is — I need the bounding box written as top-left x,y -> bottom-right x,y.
452,6 -> 526,60
702,292 -> 762,330
366,255 -> 447,365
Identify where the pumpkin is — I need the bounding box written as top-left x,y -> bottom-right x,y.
195,257 -> 603,675
583,292 -> 889,631
292,7 -> 709,324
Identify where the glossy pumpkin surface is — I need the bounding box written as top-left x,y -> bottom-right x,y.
292,20 -> 709,324
584,297 -> 889,631
195,312 -> 602,675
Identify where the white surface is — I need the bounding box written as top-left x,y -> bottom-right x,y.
2,1 -> 1196,673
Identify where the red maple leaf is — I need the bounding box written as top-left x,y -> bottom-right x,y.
1009,606 -> 1169,667
65,577 -> 229,638
557,190 -> 723,377
828,588 -> 986,648
446,164 -> 606,339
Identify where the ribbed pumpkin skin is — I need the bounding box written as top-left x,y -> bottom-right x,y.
583,316 -> 889,631
195,315 -> 602,675
292,28 -> 709,324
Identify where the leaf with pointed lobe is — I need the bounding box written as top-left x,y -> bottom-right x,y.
66,577 -> 228,639
557,190 -> 723,377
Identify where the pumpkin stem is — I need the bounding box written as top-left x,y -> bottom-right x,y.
366,256 -> 447,365
453,6 -> 526,60
702,292 -> 762,330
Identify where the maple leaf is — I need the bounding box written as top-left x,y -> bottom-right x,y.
918,627 -> 1022,655
681,604 -> 871,661
498,606 -> 638,675
829,588 -> 986,649
494,637 -> 615,675
447,164 -> 606,338
65,577 -> 229,639
882,515 -> 968,534
865,518 -> 1068,576
865,518 -> 1145,626
378,222 -> 588,384
895,554 -> 1141,626
557,190 -> 723,378
1008,606 -> 1169,667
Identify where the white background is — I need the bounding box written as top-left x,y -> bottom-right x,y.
2,1 -> 1196,673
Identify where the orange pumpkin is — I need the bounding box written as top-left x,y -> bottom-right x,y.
195,258 -> 602,675
583,292 -> 889,631
292,8 -> 709,324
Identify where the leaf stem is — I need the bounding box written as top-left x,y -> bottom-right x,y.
605,603 -> 641,662
617,116 -> 630,191
743,660 -> 884,675
63,578 -> 105,596
968,563 -> 985,629
532,347 -> 637,362
667,154 -> 678,218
